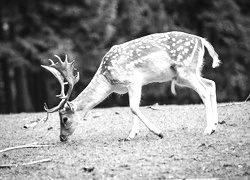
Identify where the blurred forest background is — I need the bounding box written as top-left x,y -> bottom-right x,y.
0,0 -> 250,113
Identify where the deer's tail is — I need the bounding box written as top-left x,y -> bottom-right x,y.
201,38 -> 221,68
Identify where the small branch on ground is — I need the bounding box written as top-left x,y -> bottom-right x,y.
0,142 -> 53,153
23,108 -> 49,129
218,101 -> 249,107
147,103 -> 165,110
0,158 -> 52,168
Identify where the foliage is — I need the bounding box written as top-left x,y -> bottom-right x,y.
0,0 -> 250,113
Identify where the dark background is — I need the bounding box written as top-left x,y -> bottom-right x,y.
0,0 -> 249,113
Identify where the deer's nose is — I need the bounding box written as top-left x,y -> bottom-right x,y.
60,135 -> 68,142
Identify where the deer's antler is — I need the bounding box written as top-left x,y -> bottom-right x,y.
42,55 -> 80,113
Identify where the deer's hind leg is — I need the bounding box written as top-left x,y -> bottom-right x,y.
175,70 -> 216,135
199,78 -> 218,129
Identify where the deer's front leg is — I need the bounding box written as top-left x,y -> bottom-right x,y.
125,114 -> 140,141
128,83 -> 163,139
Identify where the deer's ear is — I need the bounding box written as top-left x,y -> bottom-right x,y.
66,102 -> 77,112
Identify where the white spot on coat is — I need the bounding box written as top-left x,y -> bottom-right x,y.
185,41 -> 191,46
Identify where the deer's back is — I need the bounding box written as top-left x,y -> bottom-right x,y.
100,31 -> 202,85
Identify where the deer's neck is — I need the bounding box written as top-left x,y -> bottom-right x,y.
72,70 -> 112,116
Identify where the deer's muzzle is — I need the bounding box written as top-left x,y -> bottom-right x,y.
60,134 -> 68,142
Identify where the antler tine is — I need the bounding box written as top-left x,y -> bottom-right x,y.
44,99 -> 67,113
65,54 -> 69,63
54,54 -> 63,63
48,59 -> 56,65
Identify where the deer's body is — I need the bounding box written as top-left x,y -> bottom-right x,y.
43,31 -> 220,141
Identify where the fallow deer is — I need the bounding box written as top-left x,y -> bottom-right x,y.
42,31 -> 220,142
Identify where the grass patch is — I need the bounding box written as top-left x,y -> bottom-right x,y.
0,102 -> 250,179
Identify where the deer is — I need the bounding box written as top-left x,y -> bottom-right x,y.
42,31 -> 220,142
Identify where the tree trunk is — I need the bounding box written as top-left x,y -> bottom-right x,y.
15,66 -> 34,112
2,58 -> 17,113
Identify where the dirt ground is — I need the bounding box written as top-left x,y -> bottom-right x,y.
0,102 -> 250,179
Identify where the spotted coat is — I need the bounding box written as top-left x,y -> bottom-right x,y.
100,31 -> 203,85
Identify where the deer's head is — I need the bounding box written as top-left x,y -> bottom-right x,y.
42,55 -> 80,142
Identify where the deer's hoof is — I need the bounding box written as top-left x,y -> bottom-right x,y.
119,137 -> 132,142
124,137 -> 132,141
204,127 -> 216,135
158,133 -> 164,139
